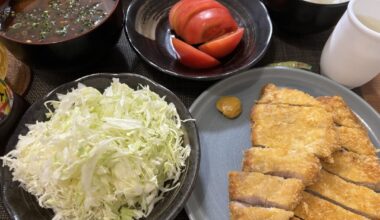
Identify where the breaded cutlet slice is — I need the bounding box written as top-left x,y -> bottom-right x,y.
290,217 -> 301,220
317,96 -> 364,128
229,171 -> 305,210
307,170 -> 380,219
242,147 -> 321,186
317,96 -> 377,155
257,84 -> 321,106
336,126 -> 377,156
295,192 -> 369,220
230,202 -> 294,220
322,150 -> 380,191
251,104 -> 339,158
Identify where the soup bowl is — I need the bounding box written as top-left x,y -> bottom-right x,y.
0,0 -> 123,68
262,0 -> 349,34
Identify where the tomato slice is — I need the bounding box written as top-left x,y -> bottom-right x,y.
199,28 -> 244,58
169,0 -> 191,30
172,37 -> 220,69
174,0 -> 226,36
169,0 -> 205,31
181,7 -> 238,45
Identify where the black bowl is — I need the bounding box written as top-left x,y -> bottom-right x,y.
262,0 -> 348,34
1,73 -> 200,220
125,0 -> 272,80
0,0 -> 124,69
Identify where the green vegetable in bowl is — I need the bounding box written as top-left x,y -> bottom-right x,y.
2,79 -> 190,220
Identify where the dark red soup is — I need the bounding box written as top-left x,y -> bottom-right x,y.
1,0 -> 116,43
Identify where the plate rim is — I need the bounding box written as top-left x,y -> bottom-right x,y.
124,0 -> 273,81
185,66 -> 380,220
189,67 -> 380,117
1,72 -> 200,220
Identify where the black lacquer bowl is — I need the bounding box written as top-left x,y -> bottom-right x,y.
1,73 -> 200,220
125,0 -> 272,80
0,0 -> 124,69
262,0 -> 348,34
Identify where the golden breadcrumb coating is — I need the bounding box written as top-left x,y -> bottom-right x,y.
251,104 -> 339,158
230,202 -> 294,220
317,96 -> 364,129
258,84 -> 321,106
336,126 -> 376,156
307,170 -> 380,219
242,147 -> 321,186
322,150 -> 380,191
295,192 -> 369,220
229,171 -> 304,211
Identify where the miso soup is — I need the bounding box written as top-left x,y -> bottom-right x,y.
0,0 -> 116,43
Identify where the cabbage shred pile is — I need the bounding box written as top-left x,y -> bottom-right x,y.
2,79 -> 191,220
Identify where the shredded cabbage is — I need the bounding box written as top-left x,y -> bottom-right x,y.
2,79 -> 191,220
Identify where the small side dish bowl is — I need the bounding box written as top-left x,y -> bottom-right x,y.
1,73 -> 200,220
125,0 -> 272,80
262,0 -> 349,34
0,0 -> 124,68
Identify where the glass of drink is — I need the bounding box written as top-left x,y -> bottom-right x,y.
320,0 -> 380,88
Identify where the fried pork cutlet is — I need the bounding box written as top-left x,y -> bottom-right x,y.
251,104 -> 338,158
307,170 -> 380,219
229,171 -> 304,210
242,147 -> 321,186
336,126 -> 377,156
295,192 -> 369,220
230,202 -> 294,220
317,96 -> 377,155
257,84 -> 321,106
322,150 -> 380,191
317,96 -> 364,129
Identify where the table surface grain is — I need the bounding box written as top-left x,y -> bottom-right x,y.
1,13 -> 379,220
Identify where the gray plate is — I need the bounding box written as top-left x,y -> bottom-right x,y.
185,67 -> 380,220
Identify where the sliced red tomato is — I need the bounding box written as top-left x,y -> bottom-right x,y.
172,37 -> 220,69
181,7 -> 238,44
174,0 -> 226,36
169,0 -> 191,30
198,28 -> 244,58
169,0 -> 205,30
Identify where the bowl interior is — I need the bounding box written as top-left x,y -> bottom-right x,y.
125,0 -> 272,80
1,73 -> 200,220
263,0 -> 348,34
300,0 -> 349,6
0,0 -> 121,45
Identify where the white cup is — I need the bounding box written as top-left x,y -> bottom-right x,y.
320,0 -> 380,89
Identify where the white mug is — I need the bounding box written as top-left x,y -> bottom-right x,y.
320,0 -> 380,89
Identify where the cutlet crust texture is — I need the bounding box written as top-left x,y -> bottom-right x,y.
251,104 -> 338,158
242,147 -> 321,186
257,84 -> 321,106
322,150 -> 380,191
294,192 -> 369,220
317,96 -> 364,128
229,171 -> 304,211
230,202 -> 294,220
336,126 -> 377,156
307,170 -> 380,219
